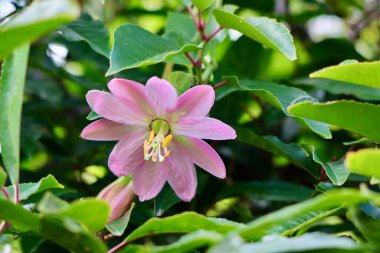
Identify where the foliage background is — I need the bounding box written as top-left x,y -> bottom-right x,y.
1,0 -> 380,252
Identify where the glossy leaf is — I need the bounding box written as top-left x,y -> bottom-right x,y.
294,78 -> 380,101
0,167 -> 6,187
235,188 -> 380,240
350,207 -> 380,249
122,230 -> 222,253
0,0 -> 80,59
124,212 -> 244,244
106,24 -> 201,75
288,101 -> 380,143
0,44 -> 29,185
61,13 -> 110,57
346,149 -> 380,178
191,0 -> 215,10
234,233 -> 364,253
217,180 -> 313,202
154,184 -> 181,216
225,76 -> 331,138
1,175 -> 64,201
214,9 -> 296,61
106,203 -> 135,236
310,61 -> 380,89
0,199 -> 107,252
303,146 -> 349,186
236,127 -> 320,178
167,71 -> 195,95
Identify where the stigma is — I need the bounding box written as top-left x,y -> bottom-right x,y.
144,120 -> 172,162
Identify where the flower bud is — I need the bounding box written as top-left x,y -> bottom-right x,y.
97,176 -> 135,223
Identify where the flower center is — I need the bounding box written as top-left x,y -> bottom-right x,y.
144,119 -> 172,162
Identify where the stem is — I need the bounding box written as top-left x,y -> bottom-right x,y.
204,27 -> 224,42
213,81 -> 228,90
185,52 -> 198,66
108,240 -> 127,253
13,183 -> 19,204
1,187 -> 10,200
162,63 -> 173,80
186,5 -> 198,27
0,221 -> 7,234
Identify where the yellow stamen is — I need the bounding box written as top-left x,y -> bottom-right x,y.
148,130 -> 155,144
162,134 -> 173,148
164,149 -> 171,158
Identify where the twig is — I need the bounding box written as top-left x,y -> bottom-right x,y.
213,81 -> 228,90
204,27 -> 224,42
1,187 -> 10,200
186,5 -> 198,27
108,240 -> 127,253
185,52 -> 200,67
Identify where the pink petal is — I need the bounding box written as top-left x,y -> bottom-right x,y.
107,78 -> 153,115
80,119 -> 140,141
166,145 -> 197,202
108,129 -> 147,176
86,90 -> 150,127
173,85 -> 215,119
176,137 -> 226,178
172,117 -> 236,140
145,77 -> 177,117
132,161 -> 167,201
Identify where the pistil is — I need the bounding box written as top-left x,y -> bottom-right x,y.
144,120 -> 172,162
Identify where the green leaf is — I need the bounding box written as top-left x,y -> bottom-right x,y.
0,199 -> 41,232
310,61 -> 380,89
1,175 -> 64,201
61,13 -> 110,57
86,111 -> 101,121
37,192 -> 70,214
217,181 -> 313,202
236,127 -> 320,178
37,193 -> 110,232
234,233 -> 365,253
288,100 -> 380,143
0,0 -> 80,59
106,24 -> 201,76
124,212 -> 244,244
0,44 -> 29,185
235,188 -> 380,240
154,184 -> 181,216
214,10 -> 296,61
293,78 -> 380,101
122,230 -> 222,253
303,146 -> 349,186
191,0 -> 215,10
270,208 -> 342,236
61,198 -> 110,232
346,149 -> 380,178
0,167 -> 6,187
350,207 -> 380,249
106,203 -> 135,236
225,76 -> 331,139
167,71 -> 195,95
164,12 -> 197,43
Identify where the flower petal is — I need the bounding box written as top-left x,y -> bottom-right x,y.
80,119 -> 140,141
133,161 -> 167,201
176,137 -> 226,178
174,85 -> 215,119
172,117 -> 236,140
166,145 -> 197,202
145,77 -> 177,117
86,90 -> 150,127
107,78 -> 153,116
108,129 -> 147,176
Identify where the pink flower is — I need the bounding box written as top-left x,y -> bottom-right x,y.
81,77 -> 236,202
97,176 -> 135,223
